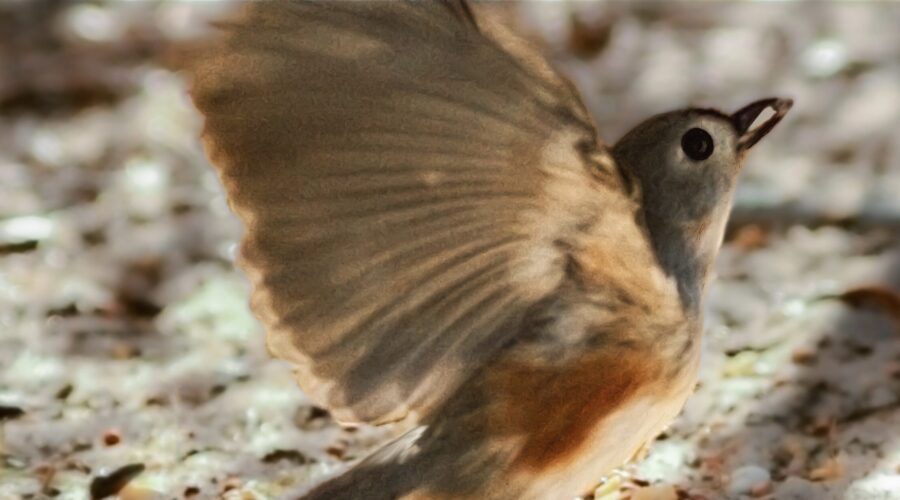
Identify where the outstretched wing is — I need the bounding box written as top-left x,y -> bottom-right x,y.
191,0 -> 633,424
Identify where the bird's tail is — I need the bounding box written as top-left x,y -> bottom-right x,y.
298,426 -> 428,500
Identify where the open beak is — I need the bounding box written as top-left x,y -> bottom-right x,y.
732,97 -> 793,151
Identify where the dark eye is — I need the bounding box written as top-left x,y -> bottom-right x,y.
681,128 -> 714,161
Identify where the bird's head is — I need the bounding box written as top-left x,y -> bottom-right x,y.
611,98 -> 792,308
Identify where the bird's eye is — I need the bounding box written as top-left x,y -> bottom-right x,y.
681,128 -> 714,161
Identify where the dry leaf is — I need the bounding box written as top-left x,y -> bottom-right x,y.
838,286 -> 900,327
791,346 -> 817,365
808,455 -> 844,482
730,224 -> 770,250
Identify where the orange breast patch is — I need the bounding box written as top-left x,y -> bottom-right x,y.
485,349 -> 663,472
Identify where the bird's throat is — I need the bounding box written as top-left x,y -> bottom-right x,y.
644,201 -> 732,313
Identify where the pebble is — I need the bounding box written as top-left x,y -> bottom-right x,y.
791,346 -> 817,365
629,484 -> 678,500
801,38 -> 848,78
728,465 -> 771,496
774,476 -> 826,499
750,480 -> 773,497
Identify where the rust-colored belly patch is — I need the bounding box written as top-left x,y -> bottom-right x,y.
486,350 -> 662,472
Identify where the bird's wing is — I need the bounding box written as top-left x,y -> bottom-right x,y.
191,0 -> 640,424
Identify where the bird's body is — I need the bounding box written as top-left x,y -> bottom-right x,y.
304,330 -> 700,500
188,1 -> 791,498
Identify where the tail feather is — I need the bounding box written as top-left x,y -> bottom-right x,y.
299,427 -> 428,500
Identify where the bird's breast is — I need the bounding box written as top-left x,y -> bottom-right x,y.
480,342 -> 701,499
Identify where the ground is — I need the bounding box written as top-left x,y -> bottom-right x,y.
0,2 -> 898,499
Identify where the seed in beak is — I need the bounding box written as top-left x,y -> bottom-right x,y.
732,98 -> 793,151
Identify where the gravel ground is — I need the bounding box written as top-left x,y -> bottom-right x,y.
1,2 -> 898,499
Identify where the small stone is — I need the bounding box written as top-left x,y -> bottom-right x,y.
222,477 -> 242,493
731,224 -> 769,250
592,475 -> 623,499
326,445 -> 346,459
808,416 -> 835,437
261,449 -> 308,465
629,484 -> 677,500
0,405 -> 25,421
723,351 -> 761,378
809,455 -> 844,482
750,480 -> 773,497
775,476 -> 825,498
0,215 -> 55,243
801,39 -> 848,78
294,405 -> 331,431
728,465 -> 771,496
791,347 -> 817,365
111,342 -> 139,360
102,429 -> 121,446
118,484 -> 161,500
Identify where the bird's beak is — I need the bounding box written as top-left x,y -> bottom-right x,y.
731,97 -> 793,152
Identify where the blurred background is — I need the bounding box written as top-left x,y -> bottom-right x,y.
1,2 -> 898,499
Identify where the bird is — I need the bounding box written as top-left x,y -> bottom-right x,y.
188,1 -> 792,499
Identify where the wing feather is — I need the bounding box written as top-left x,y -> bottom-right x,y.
192,0 -> 631,423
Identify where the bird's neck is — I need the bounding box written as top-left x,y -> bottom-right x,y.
643,202 -> 733,313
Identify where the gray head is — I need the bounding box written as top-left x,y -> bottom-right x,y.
612,98 -> 792,310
